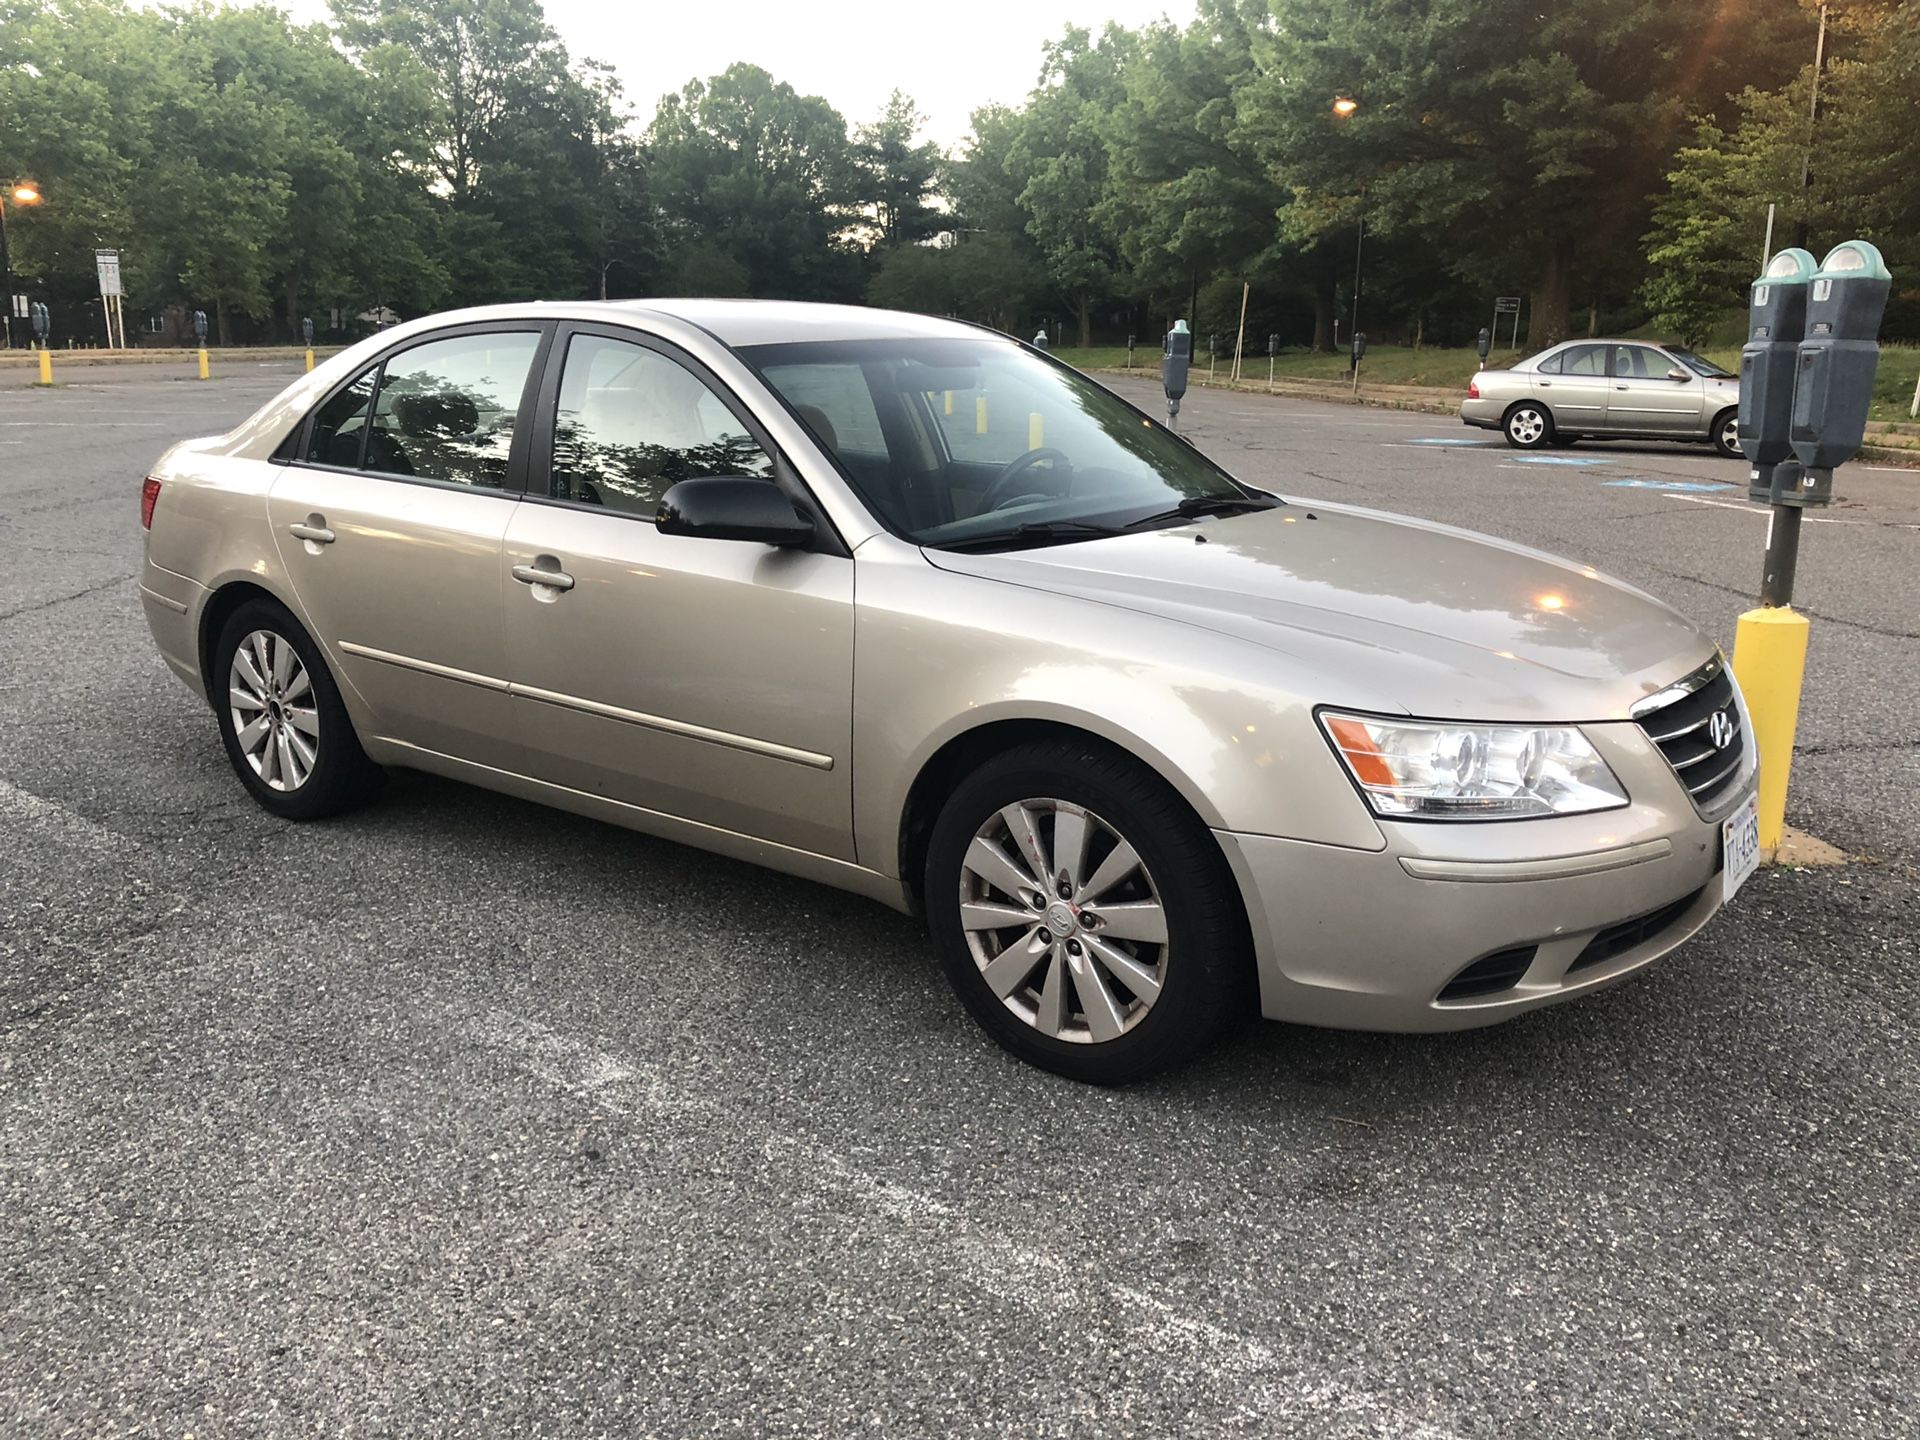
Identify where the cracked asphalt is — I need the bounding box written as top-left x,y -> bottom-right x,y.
3,363 -> 1916,1438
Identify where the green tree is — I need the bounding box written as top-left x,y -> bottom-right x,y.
646,63 -> 858,300
1238,0 -> 1814,347
853,91 -> 943,249
1002,25 -> 1138,347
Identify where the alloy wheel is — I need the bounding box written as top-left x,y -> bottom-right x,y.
228,629 -> 319,792
957,798 -> 1169,1045
1719,415 -> 1742,456
1508,408 -> 1546,446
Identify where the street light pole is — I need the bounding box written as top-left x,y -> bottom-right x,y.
0,191 -> 15,350
1793,1 -> 1829,251
1,181 -> 45,351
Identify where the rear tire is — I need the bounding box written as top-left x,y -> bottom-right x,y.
1712,408 -> 1742,459
213,597 -> 381,820
924,737 -> 1248,1084
1503,402 -> 1555,449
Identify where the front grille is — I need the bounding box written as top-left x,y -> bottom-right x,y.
1568,887 -> 1704,973
1437,945 -> 1537,1001
1634,660 -> 1747,811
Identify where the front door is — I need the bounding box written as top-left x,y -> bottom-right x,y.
1605,344 -> 1702,435
267,325 -> 547,769
501,326 -> 856,860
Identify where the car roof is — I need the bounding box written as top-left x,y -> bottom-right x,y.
599,298 -> 990,348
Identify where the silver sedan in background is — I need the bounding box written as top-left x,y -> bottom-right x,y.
139,301 -> 1758,1084
1462,339 -> 1743,457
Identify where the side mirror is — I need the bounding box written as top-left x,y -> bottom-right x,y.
656,476 -> 814,547
1667,367 -> 1691,382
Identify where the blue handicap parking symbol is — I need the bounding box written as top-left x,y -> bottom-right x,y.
1602,479 -> 1739,492
1509,455 -> 1608,466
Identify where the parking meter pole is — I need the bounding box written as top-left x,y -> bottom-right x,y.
1162,320 -> 1192,432
1730,240 -> 1890,858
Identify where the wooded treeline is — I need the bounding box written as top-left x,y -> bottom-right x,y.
2,0 -> 1913,349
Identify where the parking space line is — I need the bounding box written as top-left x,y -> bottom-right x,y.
467,1009 -> 1462,1437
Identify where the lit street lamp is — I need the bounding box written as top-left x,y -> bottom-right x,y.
0,180 -> 45,350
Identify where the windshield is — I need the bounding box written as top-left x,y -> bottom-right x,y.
739,337 -> 1258,547
1667,349 -> 1733,378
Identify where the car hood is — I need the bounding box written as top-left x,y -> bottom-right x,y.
924,500 -> 1715,722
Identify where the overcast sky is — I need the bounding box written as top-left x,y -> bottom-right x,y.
282,0 -> 1196,148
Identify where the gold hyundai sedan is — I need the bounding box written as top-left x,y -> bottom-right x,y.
139,301 -> 1760,1083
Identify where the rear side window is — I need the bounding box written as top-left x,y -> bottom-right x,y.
1561,344 -> 1606,377
306,366 -> 377,467
367,332 -> 541,487
1535,350 -> 1564,375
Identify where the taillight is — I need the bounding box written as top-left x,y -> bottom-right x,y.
140,476 -> 162,529
1467,380 -> 1481,400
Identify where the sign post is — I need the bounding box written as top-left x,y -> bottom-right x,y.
1493,296 -> 1521,352
94,249 -> 126,350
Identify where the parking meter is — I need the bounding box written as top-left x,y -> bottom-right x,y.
1031,326 -> 1049,353
1351,332 -> 1367,366
1738,248 -> 1816,502
1785,239 -> 1891,507
191,309 -> 209,344
30,301 -> 49,345
301,316 -> 315,346
1162,320 -> 1192,427
1475,327 -> 1492,368
1126,333 -> 1136,368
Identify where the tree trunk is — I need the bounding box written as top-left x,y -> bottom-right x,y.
1527,236 -> 1573,350
1588,302 -> 1599,337
1076,294 -> 1091,349
1413,313 -> 1425,350
1311,285 -> 1336,353
215,296 -> 231,347
284,279 -> 300,345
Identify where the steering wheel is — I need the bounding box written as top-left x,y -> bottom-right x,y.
981,448 -> 1074,512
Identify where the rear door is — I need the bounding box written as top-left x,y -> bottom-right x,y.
267,324 -> 549,769
1605,344 -> 1701,435
500,323 -> 856,859
1534,343 -> 1609,431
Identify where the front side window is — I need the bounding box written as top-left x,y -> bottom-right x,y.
1667,349 -> 1732,378
744,337 -> 1251,548
549,335 -> 774,515
364,331 -> 541,487
1611,345 -> 1662,379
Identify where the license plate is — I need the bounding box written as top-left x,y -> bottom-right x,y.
1722,793 -> 1761,903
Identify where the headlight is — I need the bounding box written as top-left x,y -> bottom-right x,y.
1319,712 -> 1628,820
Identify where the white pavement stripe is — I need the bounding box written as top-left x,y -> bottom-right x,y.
1655,493 -> 1920,528
466,1009 -> 1462,1439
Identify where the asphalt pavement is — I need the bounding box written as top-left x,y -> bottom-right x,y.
2,365 -> 1916,1438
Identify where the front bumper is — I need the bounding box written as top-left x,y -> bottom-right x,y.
1215,720 -> 1754,1032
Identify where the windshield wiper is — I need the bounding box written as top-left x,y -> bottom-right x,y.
1123,494 -> 1281,529
934,519 -> 1128,552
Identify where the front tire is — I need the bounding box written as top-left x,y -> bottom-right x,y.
214,597 -> 381,820
1503,402 -> 1555,449
1712,408 -> 1742,458
924,737 -> 1248,1084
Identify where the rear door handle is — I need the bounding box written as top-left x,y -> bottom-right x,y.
512,562 -> 575,592
288,521 -> 335,544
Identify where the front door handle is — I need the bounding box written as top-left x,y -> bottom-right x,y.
288,520 -> 335,544
512,562 -> 575,592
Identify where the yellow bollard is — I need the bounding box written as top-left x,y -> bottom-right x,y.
1028,412 -> 1044,450
38,347 -> 53,385
1731,605 -> 1811,857
304,348 -> 315,373
197,347 -> 210,380
943,389 -> 953,416
975,394 -> 988,436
